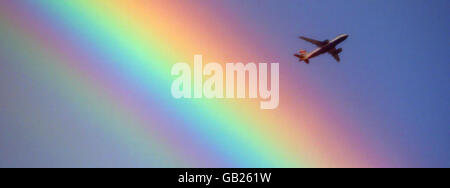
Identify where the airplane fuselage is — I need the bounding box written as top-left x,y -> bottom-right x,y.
306,34 -> 348,59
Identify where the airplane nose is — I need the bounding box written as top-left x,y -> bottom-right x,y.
343,34 -> 349,39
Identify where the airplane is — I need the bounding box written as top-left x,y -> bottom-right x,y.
294,34 -> 349,64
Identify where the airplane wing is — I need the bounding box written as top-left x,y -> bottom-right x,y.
329,52 -> 340,62
328,48 -> 342,62
299,36 -> 325,47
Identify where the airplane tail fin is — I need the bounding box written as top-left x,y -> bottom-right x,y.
299,50 -> 307,55
294,50 -> 309,64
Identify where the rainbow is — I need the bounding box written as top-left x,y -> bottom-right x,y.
0,1 -> 390,167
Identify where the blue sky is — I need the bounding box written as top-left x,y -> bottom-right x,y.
0,0 -> 448,167
224,0 -> 450,167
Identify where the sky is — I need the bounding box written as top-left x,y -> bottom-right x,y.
0,0 -> 448,167
224,0 -> 450,166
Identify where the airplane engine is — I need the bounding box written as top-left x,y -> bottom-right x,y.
336,48 -> 343,54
